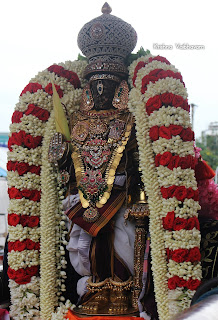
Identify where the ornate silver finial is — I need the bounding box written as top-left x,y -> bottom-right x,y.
101,2 -> 112,14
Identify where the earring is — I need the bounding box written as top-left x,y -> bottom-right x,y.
112,80 -> 129,110
80,84 -> 94,111
97,80 -> 104,95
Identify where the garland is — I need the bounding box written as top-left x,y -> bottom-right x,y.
7,60 -> 86,319
7,54 -> 201,320
128,55 -> 201,319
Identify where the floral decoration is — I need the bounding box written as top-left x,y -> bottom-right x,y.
7,60 -> 86,319
128,54 -> 201,319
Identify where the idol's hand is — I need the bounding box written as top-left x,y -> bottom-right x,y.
48,132 -> 69,167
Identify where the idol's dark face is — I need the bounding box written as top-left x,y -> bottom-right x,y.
90,79 -> 119,110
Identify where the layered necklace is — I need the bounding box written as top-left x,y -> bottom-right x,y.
71,108 -> 133,222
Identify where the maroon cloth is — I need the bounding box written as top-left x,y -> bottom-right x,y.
65,190 -> 126,237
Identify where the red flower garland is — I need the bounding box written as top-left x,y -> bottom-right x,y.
7,161 -> 40,176
8,239 -> 40,252
24,104 -> 50,121
161,186 -> 199,201
11,111 -> 23,123
146,93 -> 190,116
8,131 -> 42,151
48,64 -> 81,89
168,276 -> 201,290
155,153 -> 196,170
44,83 -> 63,98
8,214 -> 39,227
7,266 -> 39,284
131,55 -> 202,300
141,69 -> 184,94
11,105 -> 50,124
132,55 -> 171,86
8,63 -> 83,295
20,83 -> 43,96
162,212 -> 200,231
8,188 -> 41,202
149,125 -> 194,142
166,247 -> 201,263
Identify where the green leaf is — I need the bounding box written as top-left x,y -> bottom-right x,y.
77,53 -> 88,62
125,47 -> 150,66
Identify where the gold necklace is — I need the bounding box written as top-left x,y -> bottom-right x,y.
71,112 -> 133,219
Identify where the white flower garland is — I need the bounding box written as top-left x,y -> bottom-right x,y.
167,261 -> 202,280
38,61 -> 85,318
10,115 -> 45,135
7,171 -> 41,190
8,225 -> 40,243
152,137 -> 194,156
164,229 -> 201,250
8,146 -> 42,165
8,250 -> 39,270
9,277 -> 40,320
162,198 -> 200,219
18,91 -> 53,111
142,78 -> 188,101
157,167 -> 197,188
148,106 -> 190,127
8,199 -> 40,216
40,109 -> 59,318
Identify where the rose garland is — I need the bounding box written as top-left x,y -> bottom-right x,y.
7,60 -> 86,319
128,55 -> 201,319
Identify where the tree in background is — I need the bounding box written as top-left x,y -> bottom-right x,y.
196,134 -> 218,171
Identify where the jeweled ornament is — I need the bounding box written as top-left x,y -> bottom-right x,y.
78,169 -> 107,202
81,83 -> 94,111
71,121 -> 89,142
83,206 -> 100,222
58,170 -> 70,185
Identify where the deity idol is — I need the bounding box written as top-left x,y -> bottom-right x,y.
6,3 -> 218,320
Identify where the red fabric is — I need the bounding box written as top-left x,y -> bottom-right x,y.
66,310 -> 144,320
195,159 -> 215,181
0,309 -> 10,320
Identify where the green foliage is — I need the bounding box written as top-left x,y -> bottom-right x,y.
196,135 -> 218,170
125,47 -> 150,67
77,53 -> 88,62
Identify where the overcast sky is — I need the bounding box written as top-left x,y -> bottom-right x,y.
1,0 -> 217,138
